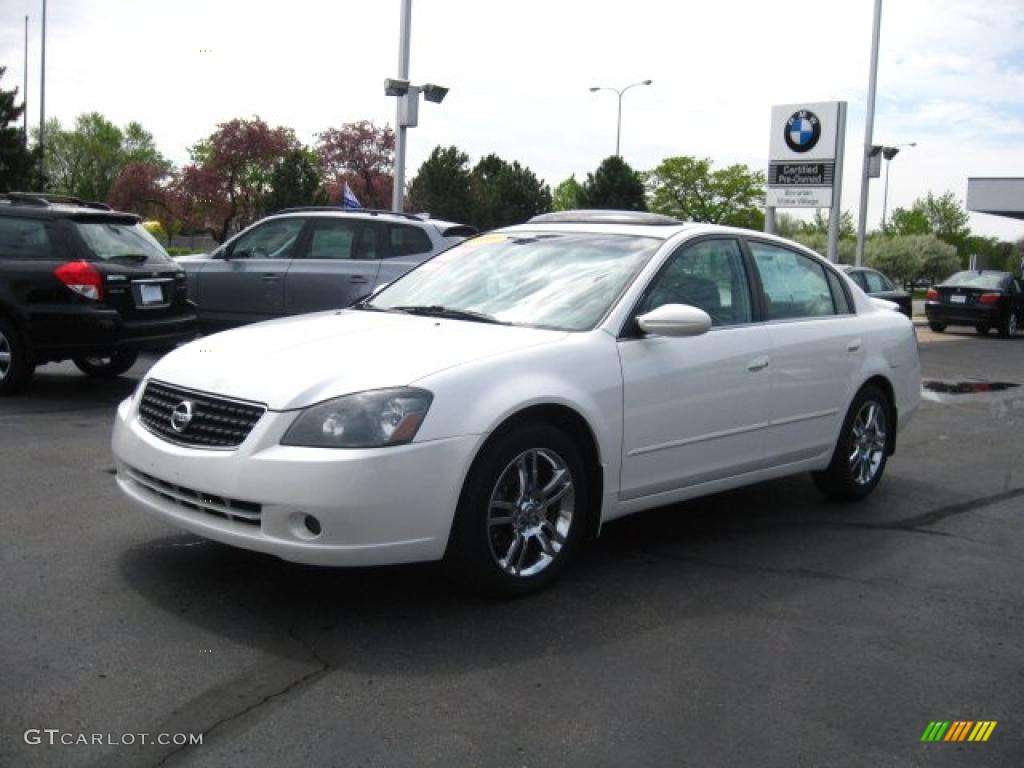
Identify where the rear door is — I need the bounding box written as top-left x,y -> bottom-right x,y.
746,239 -> 861,467
285,218 -> 383,313
194,217 -> 304,329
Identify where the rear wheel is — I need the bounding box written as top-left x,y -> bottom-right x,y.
72,350 -> 139,378
999,310 -> 1018,339
813,384 -> 891,501
445,422 -> 587,597
0,316 -> 34,395
928,321 -> 946,332
976,324 -> 990,336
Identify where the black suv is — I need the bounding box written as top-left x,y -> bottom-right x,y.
0,193 -> 199,394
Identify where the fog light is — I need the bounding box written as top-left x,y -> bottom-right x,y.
303,515 -> 322,536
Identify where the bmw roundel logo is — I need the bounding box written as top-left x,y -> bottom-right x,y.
785,110 -> 821,153
170,400 -> 194,433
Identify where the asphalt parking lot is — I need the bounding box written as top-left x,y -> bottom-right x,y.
2,326 -> 1022,767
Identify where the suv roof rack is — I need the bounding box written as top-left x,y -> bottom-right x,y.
528,210 -> 683,226
273,206 -> 425,222
2,192 -> 113,211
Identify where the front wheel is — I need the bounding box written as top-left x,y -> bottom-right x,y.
928,321 -> 946,332
813,384 -> 891,501
445,422 -> 587,597
73,350 -> 139,378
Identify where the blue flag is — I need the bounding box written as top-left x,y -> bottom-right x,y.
342,182 -> 361,209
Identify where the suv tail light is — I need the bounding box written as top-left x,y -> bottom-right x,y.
54,261 -> 104,301
979,293 -> 1000,304
925,288 -> 939,301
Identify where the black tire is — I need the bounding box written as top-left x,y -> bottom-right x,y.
72,349 -> 139,378
976,324 -> 990,336
812,384 -> 892,502
0,315 -> 35,395
998,309 -> 1018,339
445,422 -> 588,597
928,321 -> 946,332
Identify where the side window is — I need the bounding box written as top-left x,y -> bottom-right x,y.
307,220 -> 378,260
0,217 -> 52,259
638,239 -> 752,327
230,218 -> 304,259
749,242 -> 836,321
864,270 -> 890,293
849,270 -> 868,290
388,224 -> 433,258
826,269 -> 852,314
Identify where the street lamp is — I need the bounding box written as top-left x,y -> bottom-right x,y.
385,0 -> 449,213
879,142 -> 916,230
384,76 -> 449,212
589,79 -> 653,157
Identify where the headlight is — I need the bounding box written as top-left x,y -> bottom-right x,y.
281,388 -> 433,448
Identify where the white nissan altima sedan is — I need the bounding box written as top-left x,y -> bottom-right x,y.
112,210 -> 920,596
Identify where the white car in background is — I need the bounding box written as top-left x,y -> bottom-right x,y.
112,211 -> 920,596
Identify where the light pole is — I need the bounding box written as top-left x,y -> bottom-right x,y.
39,0 -> 47,186
386,0 -> 448,212
854,0 -> 883,266
23,15 -> 28,146
880,142 -> 916,230
589,79 -> 652,157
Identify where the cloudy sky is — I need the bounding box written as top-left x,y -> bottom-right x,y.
2,0 -> 1022,240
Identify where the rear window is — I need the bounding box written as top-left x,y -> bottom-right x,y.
75,221 -> 171,264
0,217 -> 52,259
944,271 -> 1007,291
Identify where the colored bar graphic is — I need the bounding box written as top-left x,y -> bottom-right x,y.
922,720 -> 995,742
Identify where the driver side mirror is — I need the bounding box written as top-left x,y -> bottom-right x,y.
636,303 -> 712,337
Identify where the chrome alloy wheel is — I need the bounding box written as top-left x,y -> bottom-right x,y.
849,401 -> 887,486
487,448 -> 575,577
0,329 -> 10,381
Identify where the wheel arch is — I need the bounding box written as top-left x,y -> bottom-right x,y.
860,374 -> 898,456
462,403 -> 605,541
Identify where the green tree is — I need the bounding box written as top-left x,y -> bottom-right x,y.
791,232 -> 857,265
551,175 -> 582,211
799,208 -> 855,239
646,156 -> 764,225
865,236 -> 923,285
469,153 -> 551,229
887,191 -> 971,260
407,145 -> 474,222
38,113 -> 169,202
579,155 -> 646,211
914,235 -> 960,283
268,148 -> 326,212
0,66 -> 37,192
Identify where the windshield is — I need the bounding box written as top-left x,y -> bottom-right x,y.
944,271 -> 1007,291
75,221 -> 171,263
368,232 -> 662,331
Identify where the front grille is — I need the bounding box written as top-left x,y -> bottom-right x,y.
139,380 -> 266,449
124,466 -> 262,526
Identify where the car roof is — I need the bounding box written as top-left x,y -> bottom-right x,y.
264,207 -> 476,236
496,220 -> 811,243
0,192 -> 138,221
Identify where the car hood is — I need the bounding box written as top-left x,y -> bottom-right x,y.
146,309 -> 569,410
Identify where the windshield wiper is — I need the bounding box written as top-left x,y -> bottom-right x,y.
391,305 -> 503,324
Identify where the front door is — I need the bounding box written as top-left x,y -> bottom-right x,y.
619,238 -> 771,500
196,217 -> 304,329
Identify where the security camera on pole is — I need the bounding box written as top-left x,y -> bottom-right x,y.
765,101 -> 848,262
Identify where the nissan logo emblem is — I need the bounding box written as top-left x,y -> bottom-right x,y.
170,400 -> 194,433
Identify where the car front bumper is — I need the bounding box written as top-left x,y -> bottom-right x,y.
112,395 -> 479,566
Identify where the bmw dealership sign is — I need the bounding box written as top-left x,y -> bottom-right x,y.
767,101 -> 846,209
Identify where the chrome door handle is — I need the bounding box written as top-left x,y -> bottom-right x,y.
261,274 -> 279,282
350,275 -> 370,283
847,338 -> 862,352
747,356 -> 769,372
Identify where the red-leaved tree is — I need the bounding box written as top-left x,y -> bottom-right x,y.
315,120 -> 394,209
